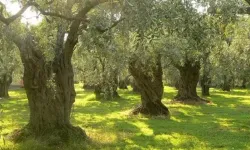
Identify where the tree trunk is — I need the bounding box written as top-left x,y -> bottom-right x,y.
200,74 -> 211,96
0,73 -> 12,98
118,79 -> 128,89
11,29 -> 86,143
241,77 -> 247,89
175,61 -> 209,103
222,75 -> 231,91
83,83 -> 95,90
129,56 -> 170,116
131,78 -> 141,93
14,49 -> 86,144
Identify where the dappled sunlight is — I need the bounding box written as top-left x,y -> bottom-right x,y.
155,133 -> 207,149
131,121 -> 153,136
88,130 -> 118,145
1,85 -> 250,149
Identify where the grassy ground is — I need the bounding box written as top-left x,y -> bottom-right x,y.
0,85 -> 250,150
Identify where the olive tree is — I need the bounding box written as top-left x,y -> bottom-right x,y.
0,0 -> 115,142
0,30 -> 20,98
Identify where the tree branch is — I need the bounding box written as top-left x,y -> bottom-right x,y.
63,0 -> 109,59
0,0 -> 108,25
96,18 -> 125,34
0,1 -> 32,25
246,0 -> 250,5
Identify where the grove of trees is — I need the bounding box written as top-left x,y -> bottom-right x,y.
0,0 -> 250,146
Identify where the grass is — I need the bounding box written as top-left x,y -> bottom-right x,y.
0,85 -> 250,150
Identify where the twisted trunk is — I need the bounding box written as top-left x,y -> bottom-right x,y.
129,56 -> 170,116
175,61 -> 208,103
12,34 -> 86,143
1,0 -> 110,144
0,73 -> 12,98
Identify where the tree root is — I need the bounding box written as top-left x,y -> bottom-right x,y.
131,103 -> 170,117
8,125 -> 87,146
174,96 -> 211,105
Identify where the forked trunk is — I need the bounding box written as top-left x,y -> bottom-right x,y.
12,29 -> 86,143
129,56 -> 170,116
175,61 -> 208,103
3,0 -> 108,144
0,73 -> 12,98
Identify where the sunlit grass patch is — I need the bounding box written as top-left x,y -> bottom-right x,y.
1,85 -> 250,149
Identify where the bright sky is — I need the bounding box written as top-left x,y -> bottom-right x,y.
0,0 -> 42,25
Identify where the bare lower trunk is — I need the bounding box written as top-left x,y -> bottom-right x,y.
0,73 -> 12,98
129,56 -> 170,116
175,61 -> 208,103
14,53 -> 86,143
118,79 -> 128,89
83,83 -> 95,90
222,75 -> 231,91
200,74 -> 211,96
241,78 -> 247,89
131,78 -> 140,93
12,30 -> 86,144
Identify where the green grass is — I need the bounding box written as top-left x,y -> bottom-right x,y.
0,85 -> 250,150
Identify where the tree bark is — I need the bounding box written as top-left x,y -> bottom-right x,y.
83,83 -> 95,90
131,78 -> 141,93
1,0 -> 110,144
129,55 -> 170,116
175,61 -> 209,103
0,73 -> 12,98
11,34 -> 86,143
222,75 -> 231,91
241,77 -> 247,89
200,74 -> 211,96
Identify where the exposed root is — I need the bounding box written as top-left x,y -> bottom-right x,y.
131,103 -> 170,118
8,125 -> 87,146
173,96 -> 211,105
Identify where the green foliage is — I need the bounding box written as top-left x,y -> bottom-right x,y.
210,16 -> 250,87
0,27 -> 22,82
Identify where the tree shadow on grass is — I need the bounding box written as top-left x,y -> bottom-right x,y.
80,89 -> 250,149
2,87 -> 250,149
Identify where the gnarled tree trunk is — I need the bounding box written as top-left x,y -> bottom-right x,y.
12,32 -> 86,143
1,0 -> 110,144
129,55 -> 170,116
175,61 -> 208,103
0,73 -> 12,98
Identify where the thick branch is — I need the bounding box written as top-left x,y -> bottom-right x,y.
96,18 -> 125,33
0,1 -> 32,25
0,0 -> 108,25
63,0 -> 109,59
246,0 -> 250,5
